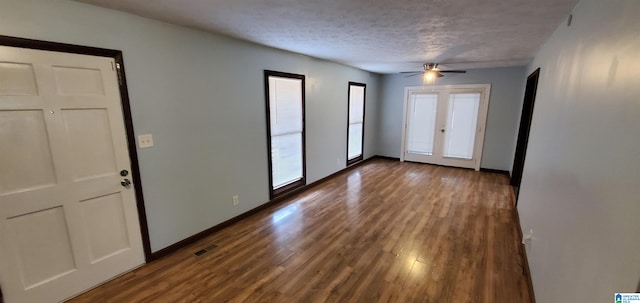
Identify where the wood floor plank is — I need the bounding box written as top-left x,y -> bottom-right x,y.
67,159 -> 533,303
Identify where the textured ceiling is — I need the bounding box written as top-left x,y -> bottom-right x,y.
75,0 -> 578,74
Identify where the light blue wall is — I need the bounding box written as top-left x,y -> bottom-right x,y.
518,0 -> 640,301
377,66 -> 526,171
0,0 -> 380,252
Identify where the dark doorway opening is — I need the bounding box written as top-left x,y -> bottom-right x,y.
511,68 -> 540,203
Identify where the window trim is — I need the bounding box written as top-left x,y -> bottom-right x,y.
264,70 -> 306,199
346,82 -> 366,166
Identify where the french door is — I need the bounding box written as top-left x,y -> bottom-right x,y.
401,84 -> 491,170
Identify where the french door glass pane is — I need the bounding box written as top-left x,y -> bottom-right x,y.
347,123 -> 362,159
271,133 -> 303,188
407,93 -> 438,155
443,93 -> 481,159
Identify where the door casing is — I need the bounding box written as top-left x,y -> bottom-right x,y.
511,68 -> 540,202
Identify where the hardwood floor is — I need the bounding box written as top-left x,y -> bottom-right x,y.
68,159 -> 533,303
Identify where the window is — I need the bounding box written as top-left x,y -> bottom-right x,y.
347,82 -> 366,165
264,70 -> 306,199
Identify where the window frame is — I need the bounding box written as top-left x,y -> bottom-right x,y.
264,70 -> 306,199
346,82 -> 366,166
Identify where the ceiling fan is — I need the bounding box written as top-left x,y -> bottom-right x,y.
401,63 -> 466,79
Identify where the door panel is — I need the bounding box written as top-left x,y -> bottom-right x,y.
0,45 -> 144,303
62,108 -> 118,180
80,192 -> 130,263
0,110 -> 57,194
0,62 -> 38,96
52,66 -> 105,96
8,206 -> 76,289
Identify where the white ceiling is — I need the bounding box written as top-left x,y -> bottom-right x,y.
75,0 -> 578,74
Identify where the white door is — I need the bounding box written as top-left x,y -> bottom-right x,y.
0,46 -> 145,303
401,84 -> 490,170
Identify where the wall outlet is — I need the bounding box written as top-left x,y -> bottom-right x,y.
522,228 -> 533,245
137,134 -> 154,148
232,195 -> 239,206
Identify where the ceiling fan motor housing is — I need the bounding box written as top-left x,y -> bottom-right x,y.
424,63 -> 438,70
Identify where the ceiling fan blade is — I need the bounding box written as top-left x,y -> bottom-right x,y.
404,73 -> 423,78
440,70 -> 467,73
400,71 -> 423,74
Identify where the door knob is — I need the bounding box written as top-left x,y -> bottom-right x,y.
441,129 -> 445,132
121,179 -> 131,187
120,169 -> 129,176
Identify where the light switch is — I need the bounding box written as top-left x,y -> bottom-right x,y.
137,134 -> 154,148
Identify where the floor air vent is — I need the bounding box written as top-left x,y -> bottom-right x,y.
194,244 -> 218,257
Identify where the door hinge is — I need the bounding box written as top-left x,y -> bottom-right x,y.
114,62 -> 123,86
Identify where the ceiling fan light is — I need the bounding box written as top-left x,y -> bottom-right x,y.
424,70 -> 436,82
